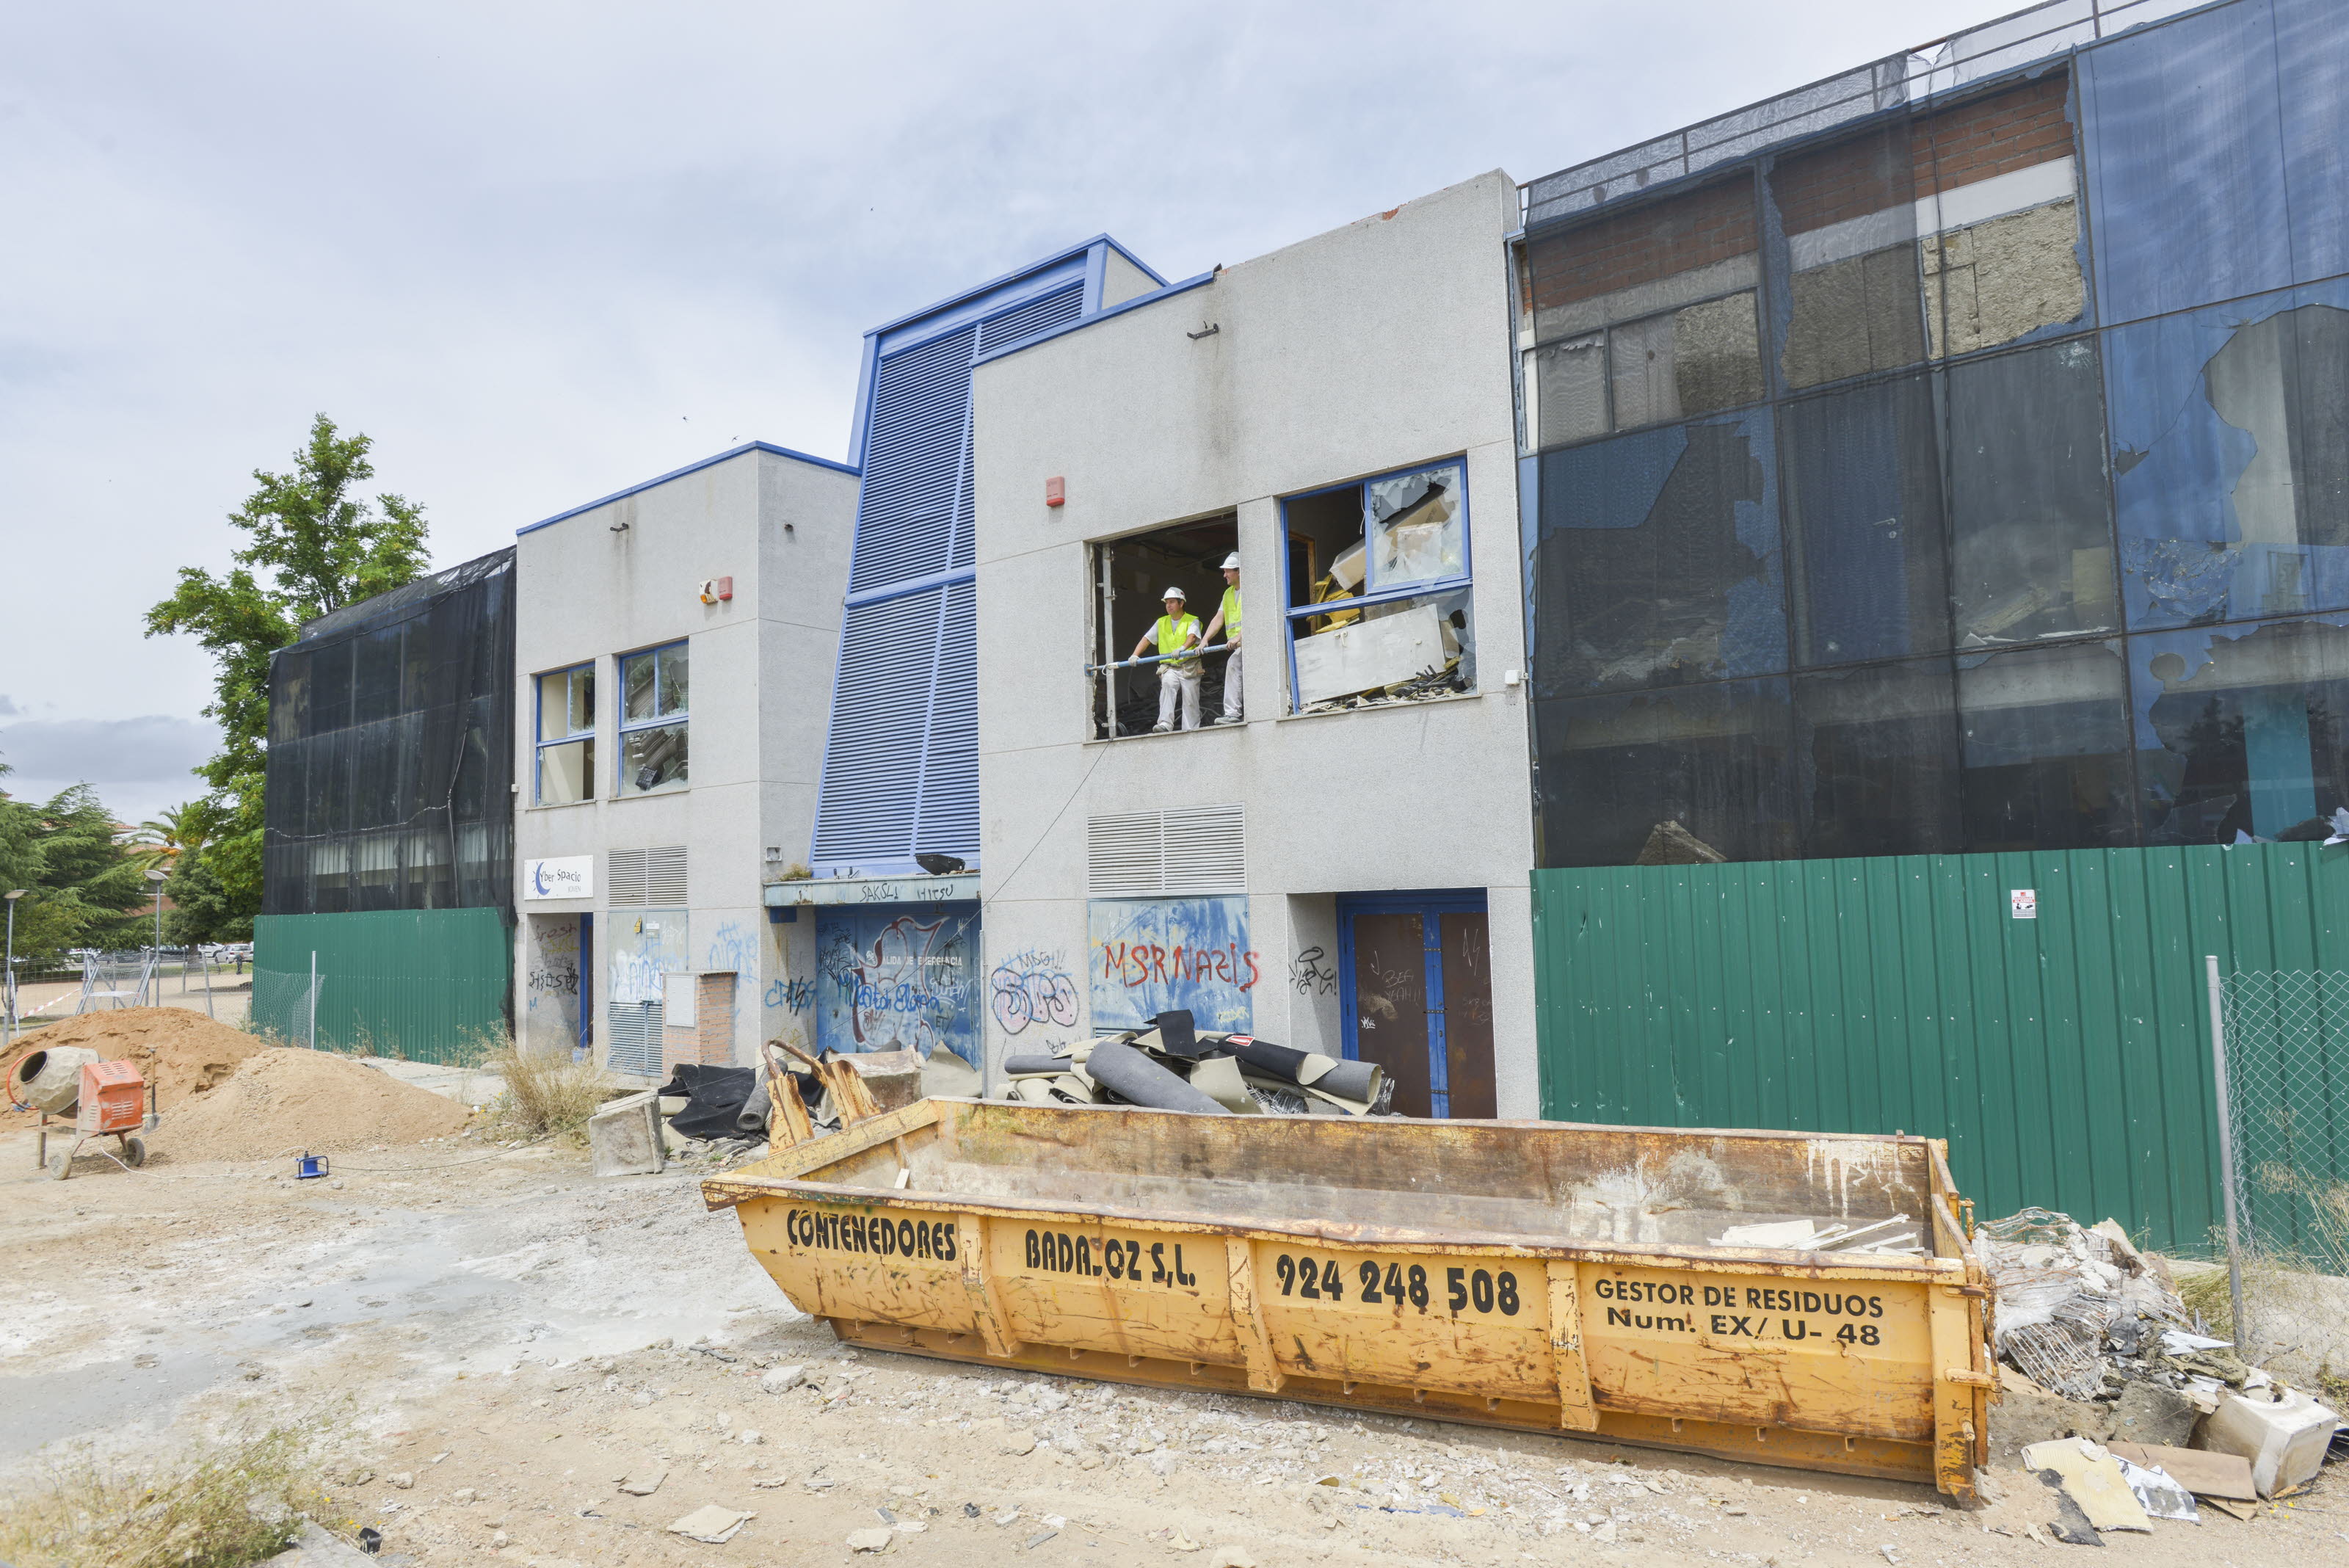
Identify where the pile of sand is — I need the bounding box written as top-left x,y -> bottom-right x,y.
149,1047 -> 472,1163
1,1008 -> 269,1125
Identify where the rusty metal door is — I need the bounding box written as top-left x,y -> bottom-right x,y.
1339,892 -> 1494,1118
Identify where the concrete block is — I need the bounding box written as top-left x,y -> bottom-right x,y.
848,1050 -> 924,1113
589,1089 -> 665,1176
2199,1387 -> 2340,1497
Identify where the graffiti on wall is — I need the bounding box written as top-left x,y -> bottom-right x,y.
814,904 -> 979,1065
706,920 -> 755,977
766,976 -> 815,1012
1088,896 -> 1257,1034
609,910 -> 689,1008
990,948 -> 1079,1036
1288,945 -> 1338,997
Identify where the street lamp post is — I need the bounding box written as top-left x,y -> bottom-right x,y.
145,868 -> 167,1008
4,890 -> 24,1045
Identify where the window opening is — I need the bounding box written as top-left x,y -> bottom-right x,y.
617,641 -> 689,794
1280,459 -> 1475,714
534,663 -> 595,805
1086,512 -> 1238,738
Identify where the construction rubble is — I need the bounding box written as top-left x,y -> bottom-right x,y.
1977,1205 -> 2342,1525
993,1010 -> 1390,1117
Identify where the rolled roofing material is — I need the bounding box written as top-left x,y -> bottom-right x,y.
1085,1039 -> 1227,1115
1231,1037 -> 1382,1105
1003,1054 -> 1076,1077
1187,1053 -> 1262,1114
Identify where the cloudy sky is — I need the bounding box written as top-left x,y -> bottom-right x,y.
0,0 -> 2003,825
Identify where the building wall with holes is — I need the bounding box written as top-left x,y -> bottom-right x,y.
967,170 -> 1542,1113
510,446 -> 858,1074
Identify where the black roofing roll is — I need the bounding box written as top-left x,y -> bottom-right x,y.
1003,1054 -> 1075,1076
1230,1037 -> 1380,1103
1084,1039 -> 1227,1115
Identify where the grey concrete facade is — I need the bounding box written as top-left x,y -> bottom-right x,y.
967,172 -> 1542,1112
512,444 -> 858,1075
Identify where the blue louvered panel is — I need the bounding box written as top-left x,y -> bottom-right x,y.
849,327 -> 976,595
975,285 -> 1084,352
811,589 -> 947,865
912,579 -> 981,861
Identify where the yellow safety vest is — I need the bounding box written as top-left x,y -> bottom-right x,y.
1220,586 -> 1241,637
1155,614 -> 1202,669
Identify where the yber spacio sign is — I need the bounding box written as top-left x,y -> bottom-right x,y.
524,856 -> 594,900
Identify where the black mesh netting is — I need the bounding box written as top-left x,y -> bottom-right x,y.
261,548 -> 515,915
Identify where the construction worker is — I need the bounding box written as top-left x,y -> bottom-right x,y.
1130,587 -> 1202,732
1199,551 -> 1243,725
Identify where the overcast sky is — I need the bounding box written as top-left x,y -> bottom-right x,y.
0,0 -> 2005,826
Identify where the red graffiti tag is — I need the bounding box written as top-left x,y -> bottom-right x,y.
1097,941 -> 1260,992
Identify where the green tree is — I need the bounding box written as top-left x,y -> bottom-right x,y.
0,783 -> 150,965
126,797 -> 224,874
144,415 -> 432,922
165,850 -> 251,946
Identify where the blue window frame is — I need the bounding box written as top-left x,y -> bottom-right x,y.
533,662 -> 595,805
1279,457 -> 1476,713
617,641 -> 689,796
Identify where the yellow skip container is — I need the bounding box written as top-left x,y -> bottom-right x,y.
703,1099 -> 1992,1500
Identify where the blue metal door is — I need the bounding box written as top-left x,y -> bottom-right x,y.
1338,890 -> 1493,1119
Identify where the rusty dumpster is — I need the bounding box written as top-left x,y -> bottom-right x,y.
702,1099 -> 1993,1499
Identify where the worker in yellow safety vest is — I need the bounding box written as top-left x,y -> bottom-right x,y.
1199,551 -> 1243,725
1129,586 -> 1203,732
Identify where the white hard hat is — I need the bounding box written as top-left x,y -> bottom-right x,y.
1221,553 -> 1241,570
1161,585 -> 1187,600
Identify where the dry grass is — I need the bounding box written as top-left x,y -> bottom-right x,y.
0,1422 -> 336,1568
482,1042 -> 614,1142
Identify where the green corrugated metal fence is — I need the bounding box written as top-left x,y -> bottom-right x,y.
1532,843 -> 2349,1254
253,909 -> 512,1064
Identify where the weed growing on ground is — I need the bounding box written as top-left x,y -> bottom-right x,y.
0,1421 -> 336,1568
482,1041 -> 614,1143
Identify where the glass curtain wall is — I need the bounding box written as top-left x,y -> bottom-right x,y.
1525,10 -> 2349,868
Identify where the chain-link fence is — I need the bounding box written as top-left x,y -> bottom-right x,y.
2212,962 -> 2349,1326
250,967 -> 323,1048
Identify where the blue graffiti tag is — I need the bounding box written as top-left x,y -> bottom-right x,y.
765,976 -> 815,1012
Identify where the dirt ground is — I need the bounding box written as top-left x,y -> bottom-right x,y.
4,1127 -> 2343,1568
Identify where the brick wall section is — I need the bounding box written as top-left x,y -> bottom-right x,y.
1528,175 -> 1757,312
1525,73 -> 2072,318
1771,125 -> 1919,236
1913,73 -> 2073,197
695,973 -> 736,1067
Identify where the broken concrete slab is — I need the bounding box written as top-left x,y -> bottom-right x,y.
667,1504 -> 752,1543
2021,1438 -> 2151,1533
2106,1380 -> 2197,1448
616,1468 -> 666,1496
589,1090 -> 664,1177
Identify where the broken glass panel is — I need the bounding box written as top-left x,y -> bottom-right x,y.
1534,333 -> 1608,448
1783,373 -> 1950,667
1535,678 -> 1798,868
2106,281 -> 2349,629
2130,614 -> 2349,845
1957,641 -> 2134,852
1773,123 -> 1926,390
1365,461 -> 1467,591
1793,657 -> 1962,859
1946,337 -> 2117,647
1535,411 -> 1782,696
621,722 -> 689,795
